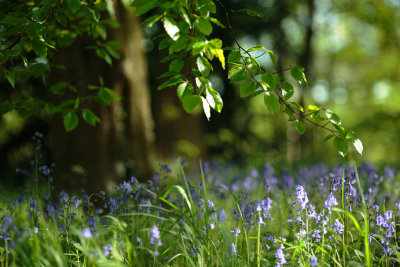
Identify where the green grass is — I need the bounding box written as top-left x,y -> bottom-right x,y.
0,161 -> 399,266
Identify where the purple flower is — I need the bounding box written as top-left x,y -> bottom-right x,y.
120,181 -> 132,193
82,227 -> 93,239
207,200 -> 216,211
136,236 -> 143,246
331,219 -> 344,235
324,192 -> 338,213
103,244 -> 112,257
309,255 -> 318,266
376,214 -> 385,227
275,244 -> 286,266
150,226 -> 161,246
384,210 -> 393,221
231,227 -> 241,237
294,185 -> 309,213
231,242 -> 237,254
219,209 -> 226,223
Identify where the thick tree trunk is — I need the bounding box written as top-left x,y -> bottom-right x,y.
50,1 -> 155,193
50,38 -> 117,194
113,1 -> 155,181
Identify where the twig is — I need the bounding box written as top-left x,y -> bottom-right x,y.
216,0 -> 342,137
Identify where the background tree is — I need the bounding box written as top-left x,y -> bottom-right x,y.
2,0 -> 398,193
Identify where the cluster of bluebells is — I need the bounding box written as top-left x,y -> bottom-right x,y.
374,210 -> 396,257
2,138 -> 400,267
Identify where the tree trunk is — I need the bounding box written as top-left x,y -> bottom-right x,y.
50,1 -> 155,193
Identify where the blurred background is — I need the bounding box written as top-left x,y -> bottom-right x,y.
0,0 -> 399,192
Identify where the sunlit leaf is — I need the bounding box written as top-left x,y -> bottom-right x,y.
264,91 -> 280,114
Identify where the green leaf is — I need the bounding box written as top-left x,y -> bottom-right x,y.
50,82 -> 70,95
208,17 -> 225,28
177,82 -> 193,98
239,80 -> 257,98
27,23 -> 43,40
101,18 -> 120,29
87,7 -> 100,23
195,19 -> 213,36
201,96 -> 211,120
67,0 -> 81,13
244,57 -> 259,73
2,16 -> 25,25
325,109 -> 341,125
333,137 -> 348,157
290,66 -> 306,83
192,42 -> 207,55
164,17 -> 180,41
261,73 -> 277,90
135,1 -> 157,16
32,38 -> 47,58
294,120 -> 306,134
180,95 -> 201,113
30,63 -> 48,78
169,59 -> 184,73
96,49 -> 112,65
285,106 -> 294,120
82,109 -> 100,126
197,56 -> 212,77
308,104 -> 320,111
268,50 -> 276,64
264,92 -> 280,114
158,76 -> 185,90
3,70 -> 15,88
281,82 -> 294,100
323,134 -> 334,142
228,66 -> 247,82
213,48 -> 225,69
248,45 -> 266,52
63,111 -> 79,132
205,87 -> 223,112
235,8 -> 267,18
197,0 -> 216,16
228,51 -> 242,64
348,131 -> 363,155
98,88 -> 121,105
290,101 -> 304,112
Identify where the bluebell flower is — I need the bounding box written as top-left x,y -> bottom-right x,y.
207,199 -> 216,211
136,236 -> 143,246
130,176 -> 139,184
307,204 -> 317,220
331,219 -> 344,235
376,214 -> 385,227
120,181 -> 132,193
103,244 -> 112,257
219,209 -> 226,223
150,226 -> 161,246
231,242 -> 237,254
275,244 -> 286,266
82,227 -> 93,239
383,167 -> 395,179
309,255 -> 318,266
231,227 -> 241,237
159,163 -> 172,173
294,185 -> 309,213
324,192 -> 338,213
258,216 -> 266,226
384,210 -> 393,221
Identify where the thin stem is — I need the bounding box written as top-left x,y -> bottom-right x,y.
350,154 -> 371,267
257,210 -> 261,267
